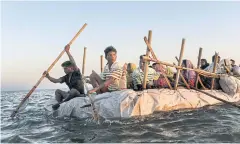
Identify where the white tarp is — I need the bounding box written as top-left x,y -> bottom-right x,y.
219,75 -> 240,96
45,89 -> 240,119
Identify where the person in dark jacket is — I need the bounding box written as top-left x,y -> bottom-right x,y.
44,44 -> 85,110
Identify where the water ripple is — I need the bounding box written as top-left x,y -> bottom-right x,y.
1,89 -> 240,143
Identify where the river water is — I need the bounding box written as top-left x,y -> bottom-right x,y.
1,89 -> 240,143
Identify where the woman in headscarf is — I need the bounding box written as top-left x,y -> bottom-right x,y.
127,63 -> 137,89
181,59 -> 197,87
153,63 -> 174,88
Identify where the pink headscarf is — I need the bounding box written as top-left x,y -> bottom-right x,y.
181,60 -> 196,87
153,64 -> 169,88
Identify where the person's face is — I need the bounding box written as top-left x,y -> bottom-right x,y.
63,67 -> 73,74
127,64 -> 131,73
201,60 -> 206,66
139,58 -> 148,69
139,59 -> 144,69
181,62 -> 186,67
231,61 -> 235,65
152,65 -> 156,70
107,51 -> 117,63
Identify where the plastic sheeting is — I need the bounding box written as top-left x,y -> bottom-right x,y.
219,75 -> 239,96
45,89 -> 240,119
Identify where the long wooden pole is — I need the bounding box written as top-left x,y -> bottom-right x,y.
173,58 -> 240,110
81,48 -> 98,122
211,52 -> 219,90
195,48 -> 203,88
174,38 -> 185,90
100,55 -> 103,73
82,47 -> 87,76
178,81 -> 240,109
144,36 -> 173,89
197,76 -> 207,90
142,30 -> 152,89
175,56 -> 179,62
143,56 -> 220,78
143,36 -> 157,61
10,23 -> 88,118
173,62 -> 190,89
175,56 -> 207,90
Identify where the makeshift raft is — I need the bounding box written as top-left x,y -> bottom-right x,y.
45,87 -> 240,119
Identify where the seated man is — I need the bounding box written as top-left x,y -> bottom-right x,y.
219,59 -> 232,74
132,55 -> 160,90
88,46 -> 126,94
204,54 -> 223,73
44,45 -> 85,110
202,55 -> 223,89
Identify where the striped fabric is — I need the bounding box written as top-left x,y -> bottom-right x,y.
100,61 -> 126,91
132,67 -> 160,90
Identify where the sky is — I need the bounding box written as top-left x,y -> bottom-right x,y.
1,1 -> 240,91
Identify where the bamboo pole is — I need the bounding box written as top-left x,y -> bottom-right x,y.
223,59 -> 231,73
144,36 -> 173,90
142,30 -> 152,89
174,38 -> 185,90
173,62 -> 190,89
176,81 -> 240,109
144,36 -> 157,60
82,47 -> 87,76
142,56 -> 220,78
197,76 -> 207,90
10,23 -> 88,118
175,56 -> 207,90
100,55 -> 103,73
195,48 -> 202,88
211,52 -> 219,90
175,56 -> 179,62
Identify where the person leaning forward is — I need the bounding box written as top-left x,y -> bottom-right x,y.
43,44 -> 85,109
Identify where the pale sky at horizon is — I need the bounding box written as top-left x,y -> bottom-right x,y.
1,1 -> 240,91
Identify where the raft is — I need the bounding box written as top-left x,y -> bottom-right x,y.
45,85 -> 240,119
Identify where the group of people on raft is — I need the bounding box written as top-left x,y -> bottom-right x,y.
43,45 -> 240,110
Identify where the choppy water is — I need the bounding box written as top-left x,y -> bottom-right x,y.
1,89 -> 240,143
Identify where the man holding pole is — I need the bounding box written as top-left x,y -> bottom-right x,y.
44,45 -> 85,108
